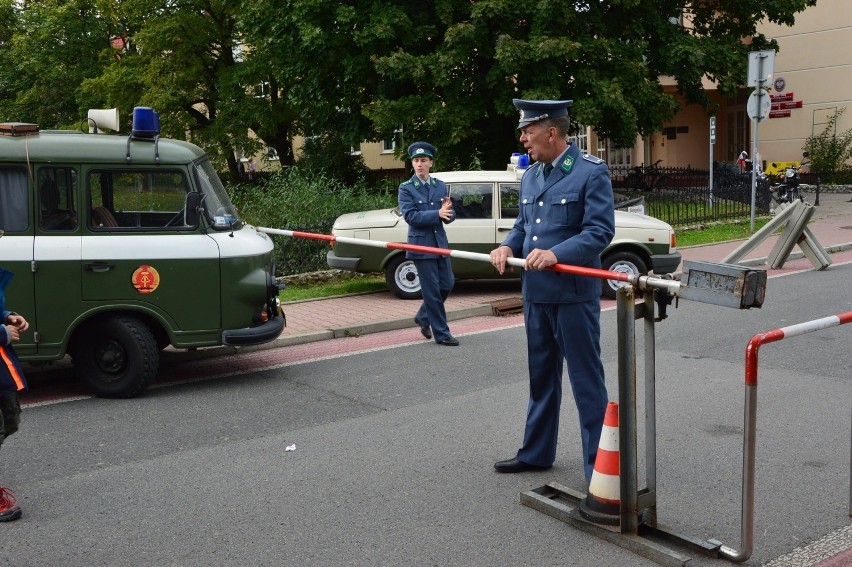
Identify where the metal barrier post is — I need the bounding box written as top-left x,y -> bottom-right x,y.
617,286 -> 639,535
719,311 -> 852,562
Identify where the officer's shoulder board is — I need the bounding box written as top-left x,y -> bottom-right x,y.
582,153 -> 605,165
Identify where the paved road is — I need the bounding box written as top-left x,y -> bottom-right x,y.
6,258 -> 851,566
7,193 -> 850,566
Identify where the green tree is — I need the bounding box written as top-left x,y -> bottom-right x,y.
242,0 -> 816,171
368,0 -> 819,168
1,0 -> 818,180
80,1 -> 258,179
0,0 -> 113,126
803,108 -> 852,177
239,1 -> 388,176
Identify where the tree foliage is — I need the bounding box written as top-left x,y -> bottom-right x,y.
0,0 -> 113,128
0,0 -> 817,176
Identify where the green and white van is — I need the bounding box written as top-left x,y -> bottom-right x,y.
0,110 -> 284,398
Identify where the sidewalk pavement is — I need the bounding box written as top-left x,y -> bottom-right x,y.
221,192 -> 852,357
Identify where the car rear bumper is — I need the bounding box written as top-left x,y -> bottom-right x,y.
651,252 -> 682,274
326,250 -> 360,271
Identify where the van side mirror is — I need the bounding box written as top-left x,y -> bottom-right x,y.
185,192 -> 202,226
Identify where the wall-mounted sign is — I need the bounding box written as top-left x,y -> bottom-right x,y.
771,100 -> 803,110
770,92 -> 793,102
774,77 -> 786,92
769,110 -> 792,119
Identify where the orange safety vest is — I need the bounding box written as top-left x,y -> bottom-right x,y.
0,344 -> 26,393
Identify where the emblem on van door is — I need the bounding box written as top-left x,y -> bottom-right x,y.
132,265 -> 161,294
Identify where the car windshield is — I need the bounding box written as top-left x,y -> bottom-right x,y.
194,158 -> 242,230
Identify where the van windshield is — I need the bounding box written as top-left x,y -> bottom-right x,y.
194,158 -> 242,230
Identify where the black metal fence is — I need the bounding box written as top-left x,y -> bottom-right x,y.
273,220 -> 335,276
364,168 -> 408,192
610,164 -> 779,226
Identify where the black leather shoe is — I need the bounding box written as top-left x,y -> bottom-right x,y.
494,458 -> 551,473
414,317 -> 431,339
436,336 -> 459,346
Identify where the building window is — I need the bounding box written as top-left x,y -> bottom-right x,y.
569,124 -> 589,153
266,146 -> 279,161
382,126 -> 404,154
603,140 -> 631,166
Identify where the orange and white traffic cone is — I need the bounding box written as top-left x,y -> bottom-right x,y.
579,401 -> 621,525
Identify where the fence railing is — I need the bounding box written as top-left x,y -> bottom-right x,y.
273,220 -> 335,276
611,165 -> 780,226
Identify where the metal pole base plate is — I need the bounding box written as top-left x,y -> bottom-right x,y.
521,482 -> 722,567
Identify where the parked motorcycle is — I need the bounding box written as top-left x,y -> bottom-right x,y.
772,152 -> 810,204
724,151 -> 771,210
625,159 -> 668,192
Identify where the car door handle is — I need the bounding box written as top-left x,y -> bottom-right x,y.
497,227 -> 512,232
84,262 -> 115,273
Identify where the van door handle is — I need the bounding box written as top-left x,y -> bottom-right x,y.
84,262 -> 115,273
497,227 -> 512,232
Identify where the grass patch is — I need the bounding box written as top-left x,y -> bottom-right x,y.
676,218 -> 774,247
280,274 -> 386,302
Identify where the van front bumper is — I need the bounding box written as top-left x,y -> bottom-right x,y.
222,313 -> 286,346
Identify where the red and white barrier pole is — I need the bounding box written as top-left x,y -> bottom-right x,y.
257,227 -> 682,295
721,311 -> 852,562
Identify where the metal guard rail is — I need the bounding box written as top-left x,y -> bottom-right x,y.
722,311 -> 852,562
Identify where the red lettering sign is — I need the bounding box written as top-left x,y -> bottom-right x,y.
770,92 -> 794,102
769,110 -> 792,118
770,101 -> 803,111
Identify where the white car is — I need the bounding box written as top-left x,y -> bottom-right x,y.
328,169 -> 681,299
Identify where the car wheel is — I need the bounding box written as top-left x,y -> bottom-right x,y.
73,316 -> 159,398
601,251 -> 648,300
385,255 -> 423,300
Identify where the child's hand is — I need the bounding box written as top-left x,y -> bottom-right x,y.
3,324 -> 20,342
6,314 -> 28,333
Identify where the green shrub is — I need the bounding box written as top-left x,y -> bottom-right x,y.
229,165 -> 396,227
227,165 -> 397,275
803,108 -> 852,176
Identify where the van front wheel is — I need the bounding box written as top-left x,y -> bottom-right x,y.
74,316 -> 159,398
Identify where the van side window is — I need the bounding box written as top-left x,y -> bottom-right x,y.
38,167 -> 78,231
89,170 -> 190,230
0,167 -> 28,232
